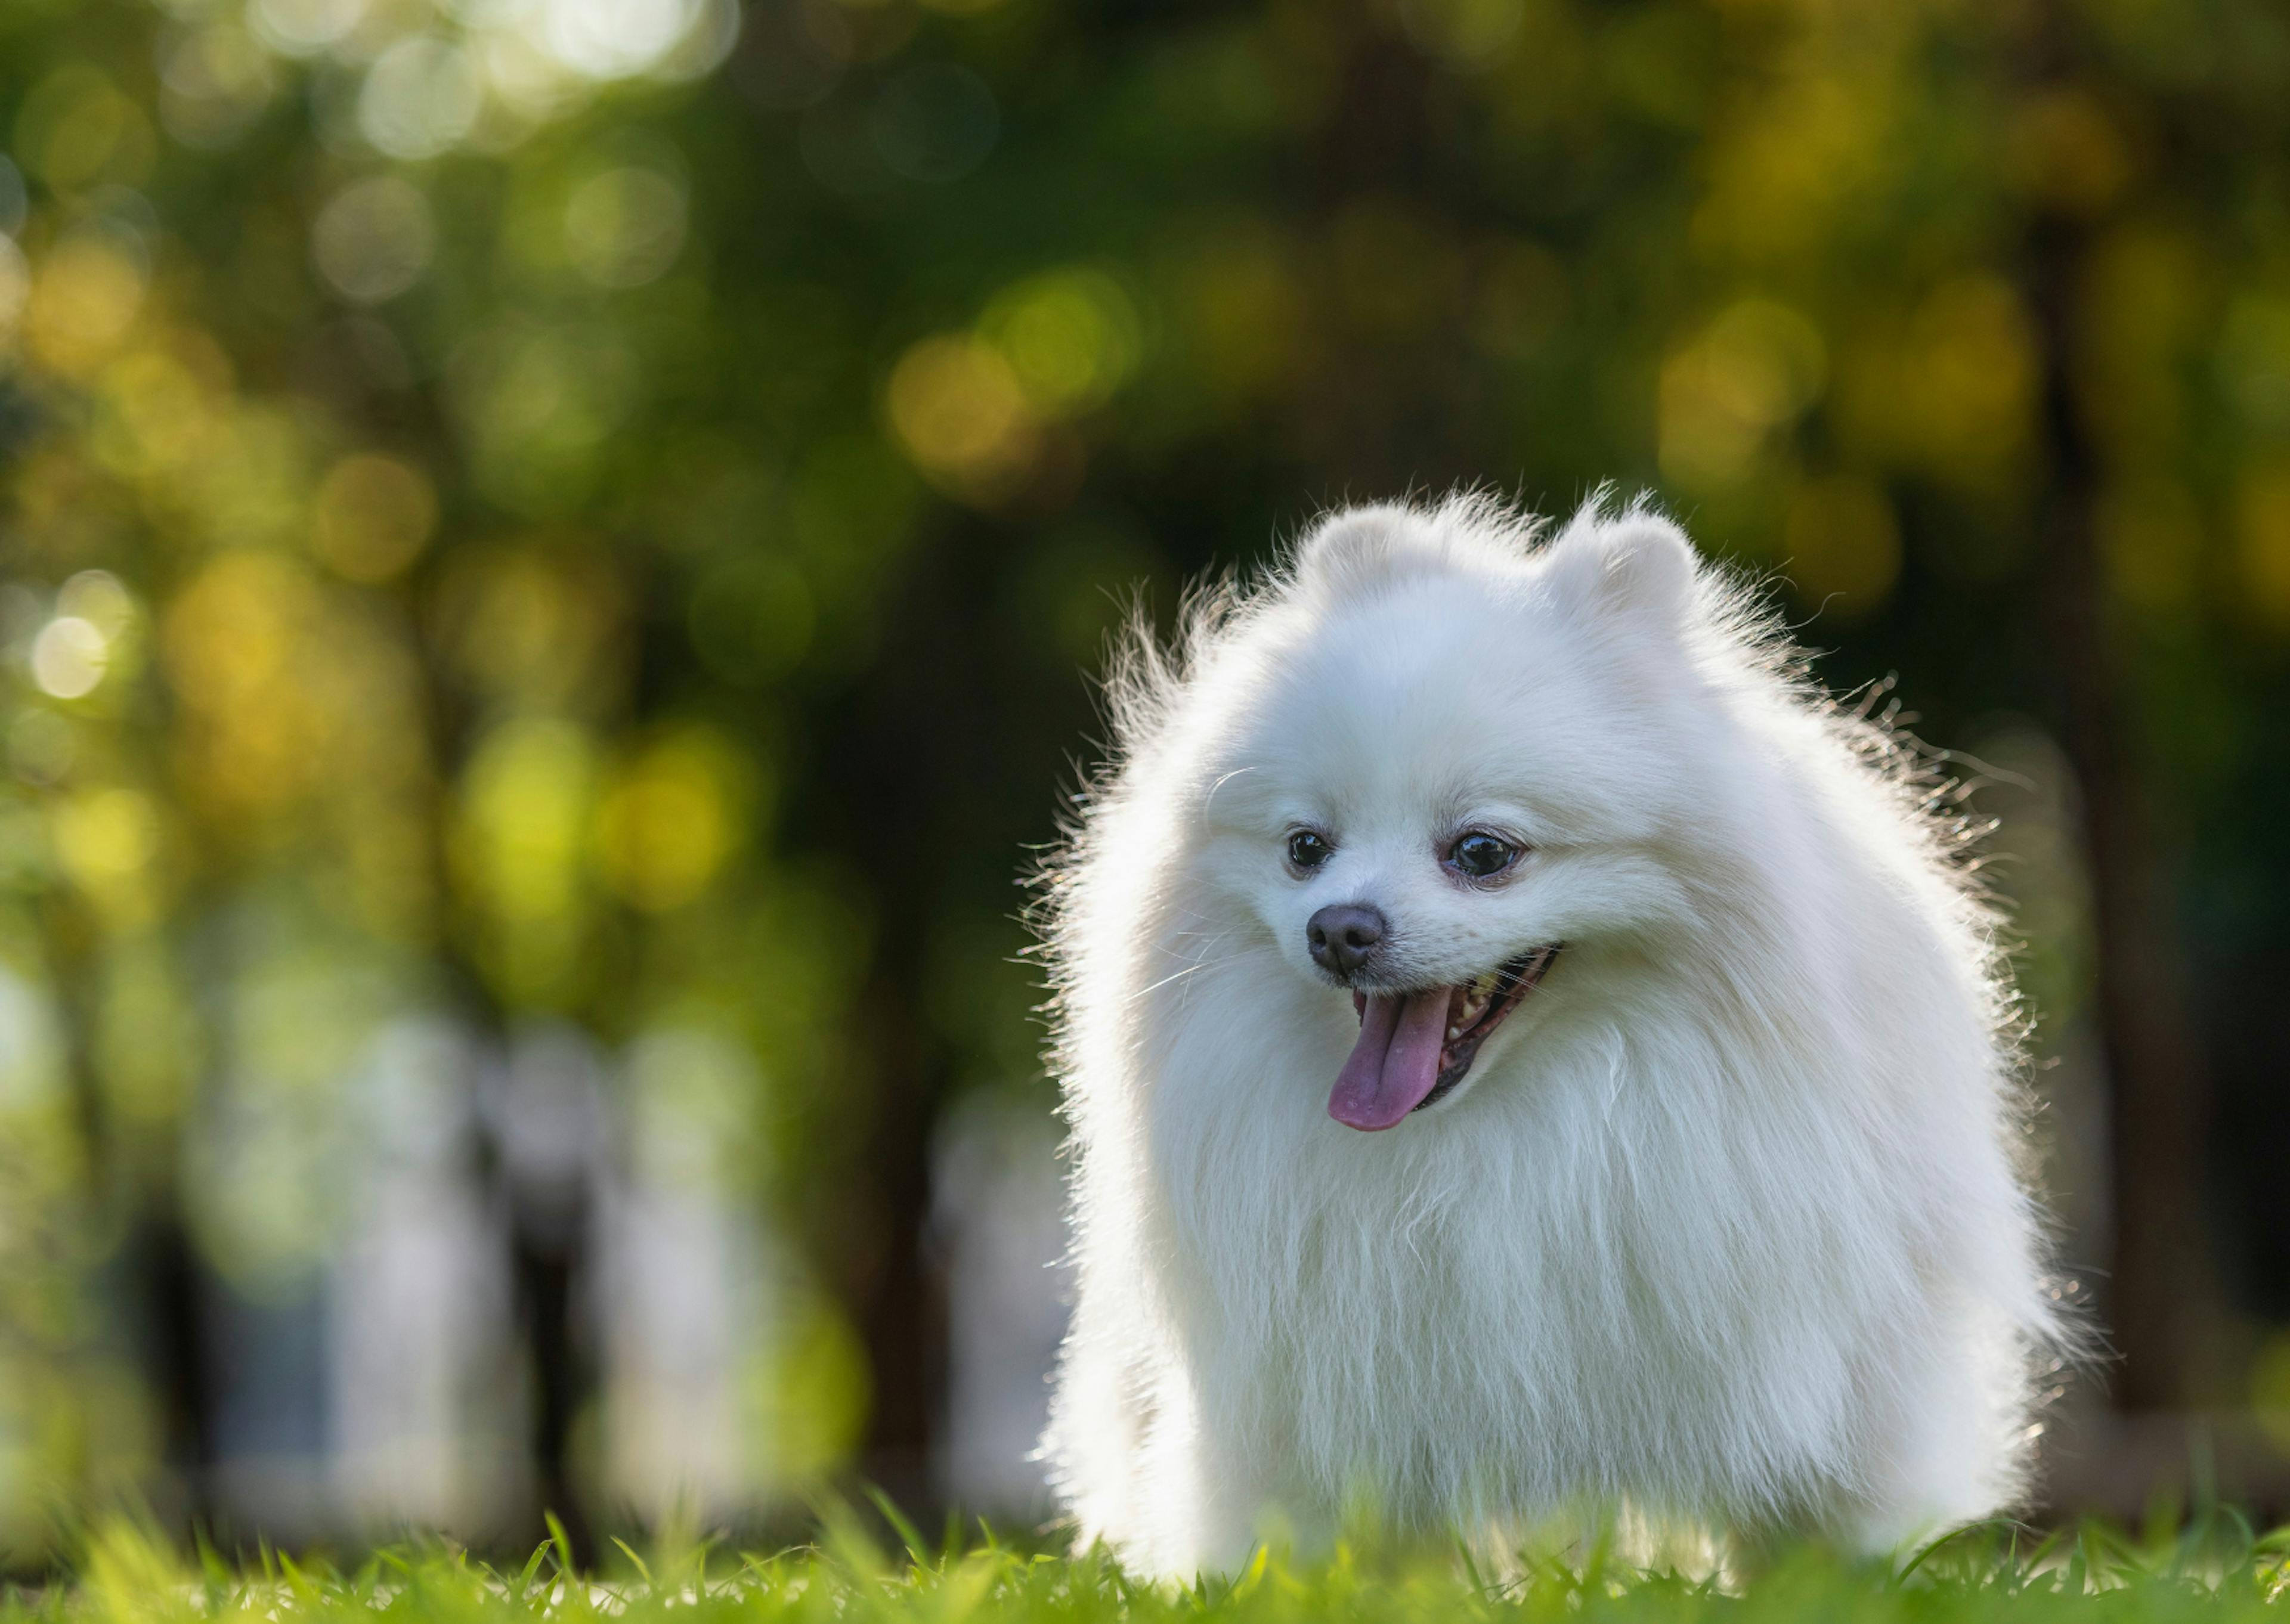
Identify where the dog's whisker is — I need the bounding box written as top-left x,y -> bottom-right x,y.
1127,942 -> 1251,1005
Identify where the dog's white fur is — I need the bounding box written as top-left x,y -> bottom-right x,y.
1036,496 -> 2062,1576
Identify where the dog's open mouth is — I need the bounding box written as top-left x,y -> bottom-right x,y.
1328,947 -> 1560,1132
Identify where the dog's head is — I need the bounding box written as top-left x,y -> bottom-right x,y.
1187,499 -> 1723,1129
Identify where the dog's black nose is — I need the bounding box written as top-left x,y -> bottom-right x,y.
1307,904 -> 1387,977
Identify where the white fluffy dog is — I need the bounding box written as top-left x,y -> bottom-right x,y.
1037,496 -> 2062,1576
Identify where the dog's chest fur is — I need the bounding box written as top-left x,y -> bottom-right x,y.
1142,960 -> 1910,1527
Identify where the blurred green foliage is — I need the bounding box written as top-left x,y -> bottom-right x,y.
0,0 -> 2288,1560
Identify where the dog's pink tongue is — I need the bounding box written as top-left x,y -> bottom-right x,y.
1328,990 -> 1450,1131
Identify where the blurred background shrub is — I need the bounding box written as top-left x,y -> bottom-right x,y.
0,0 -> 2288,1562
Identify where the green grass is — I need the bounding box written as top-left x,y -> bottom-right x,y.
9,1513 -> 2288,1624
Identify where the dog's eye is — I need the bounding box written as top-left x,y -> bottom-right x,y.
1450,831 -> 1518,879
1286,830 -> 1332,872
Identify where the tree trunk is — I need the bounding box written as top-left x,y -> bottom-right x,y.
2022,114 -> 2216,1411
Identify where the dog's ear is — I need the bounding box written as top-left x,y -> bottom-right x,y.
1290,504 -> 1426,600
1540,503 -> 1699,627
